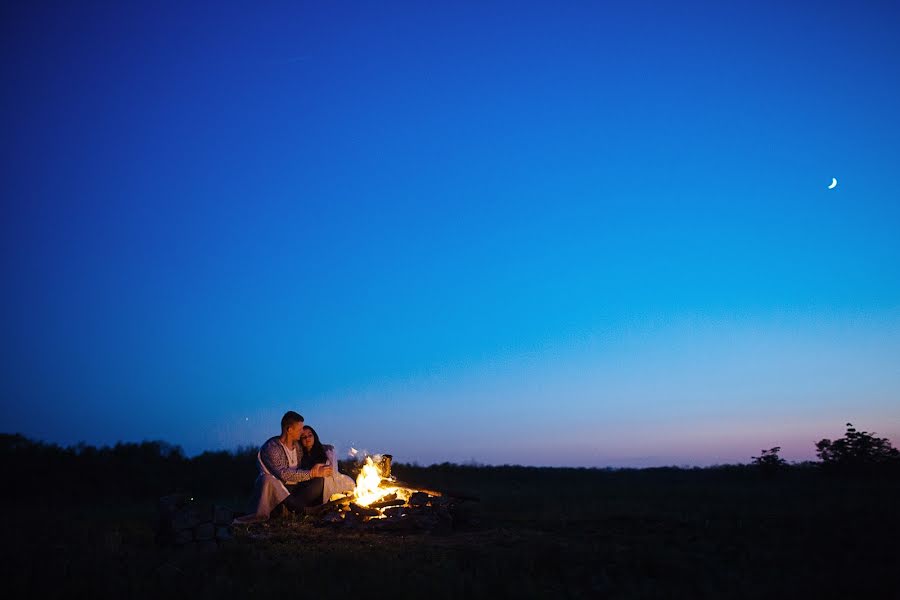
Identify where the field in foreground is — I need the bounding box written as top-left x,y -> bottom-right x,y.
2,452 -> 899,599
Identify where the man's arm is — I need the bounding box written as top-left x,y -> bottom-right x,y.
260,440 -> 312,484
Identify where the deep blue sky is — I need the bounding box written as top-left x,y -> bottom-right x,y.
2,1 -> 899,466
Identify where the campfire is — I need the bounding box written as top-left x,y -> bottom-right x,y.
310,454 -> 472,532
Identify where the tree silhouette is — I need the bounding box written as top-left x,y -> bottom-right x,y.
815,423 -> 899,472
751,446 -> 787,474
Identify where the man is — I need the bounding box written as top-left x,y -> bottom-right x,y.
259,411 -> 333,512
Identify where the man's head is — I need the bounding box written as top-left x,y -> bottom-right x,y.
280,411 -> 305,443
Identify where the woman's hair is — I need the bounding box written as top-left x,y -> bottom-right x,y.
301,425 -> 328,464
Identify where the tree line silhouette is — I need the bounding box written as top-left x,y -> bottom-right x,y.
752,423 -> 900,475
2,422 -> 897,503
0,434 -> 260,501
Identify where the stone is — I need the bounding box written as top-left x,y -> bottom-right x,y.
156,562 -> 183,583
173,508 -> 201,531
175,529 -> 194,545
173,541 -> 198,561
408,492 -> 432,507
322,512 -> 344,524
196,504 -> 215,523
159,493 -> 191,514
342,512 -> 364,528
214,505 -> 234,525
370,515 -> 416,532
411,514 -> 439,530
432,496 -> 453,508
195,522 -> 215,541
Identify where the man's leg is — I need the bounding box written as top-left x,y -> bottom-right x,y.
282,478 -> 324,512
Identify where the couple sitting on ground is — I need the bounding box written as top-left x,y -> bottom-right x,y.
237,411 -> 356,522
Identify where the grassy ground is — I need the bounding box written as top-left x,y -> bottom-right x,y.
2,464 -> 898,599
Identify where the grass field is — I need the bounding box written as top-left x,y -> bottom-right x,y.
2,457 -> 898,599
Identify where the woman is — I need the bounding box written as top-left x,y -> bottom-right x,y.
300,425 -> 356,503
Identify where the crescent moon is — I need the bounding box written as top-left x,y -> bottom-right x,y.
828,178 -> 837,189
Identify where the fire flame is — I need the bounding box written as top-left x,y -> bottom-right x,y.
352,456 -> 411,507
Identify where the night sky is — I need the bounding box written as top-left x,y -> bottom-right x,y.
2,1 -> 899,466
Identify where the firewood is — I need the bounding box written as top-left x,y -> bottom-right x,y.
381,479 -> 480,502
379,480 -> 443,497
349,503 -> 381,517
370,498 -> 406,509
304,494 -> 353,516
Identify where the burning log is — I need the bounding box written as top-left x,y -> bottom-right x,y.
370,498 -> 406,510
301,453 -> 476,533
380,479 -> 479,502
378,480 -> 441,497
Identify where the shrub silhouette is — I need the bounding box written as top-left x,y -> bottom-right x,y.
815,423 -> 900,472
